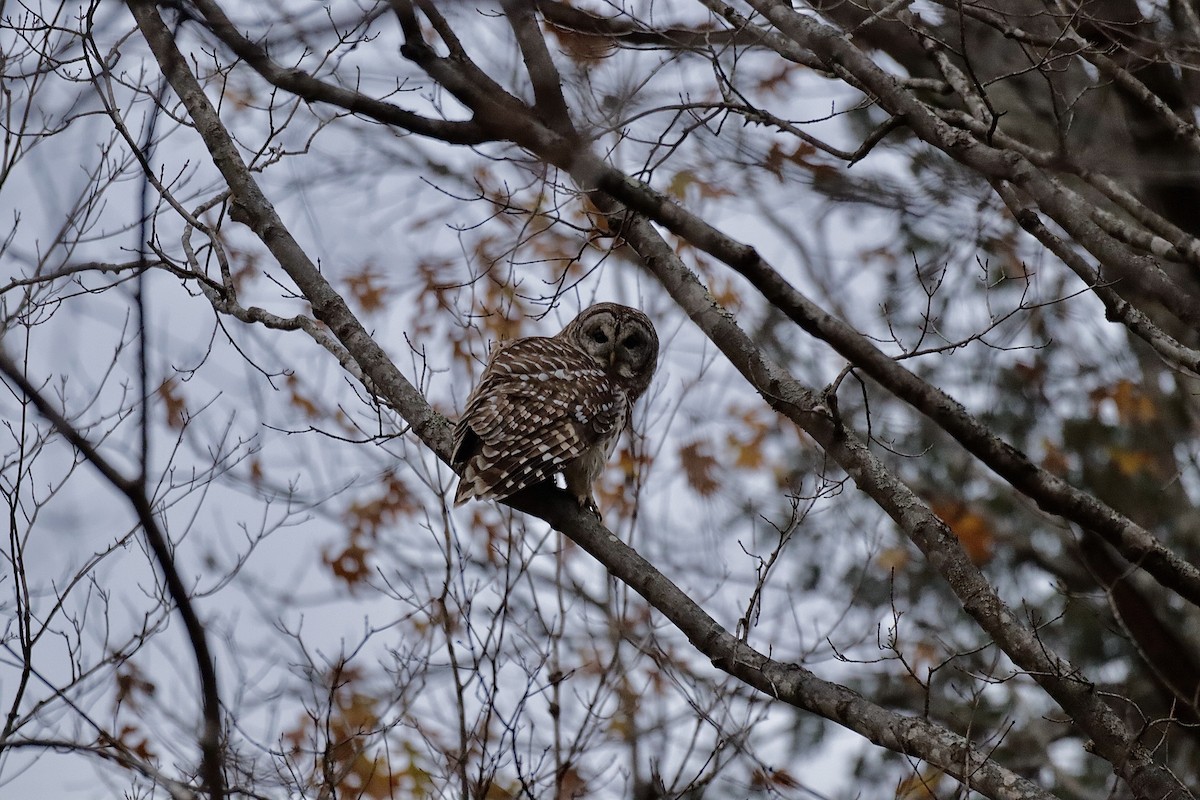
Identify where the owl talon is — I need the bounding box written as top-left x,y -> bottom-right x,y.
575,493 -> 602,519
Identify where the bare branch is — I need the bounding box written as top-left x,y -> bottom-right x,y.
185,0 -> 492,145
0,349 -> 225,800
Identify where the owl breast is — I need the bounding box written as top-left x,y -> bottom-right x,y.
561,404 -> 626,506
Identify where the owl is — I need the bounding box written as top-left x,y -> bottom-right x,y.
452,303 -> 658,512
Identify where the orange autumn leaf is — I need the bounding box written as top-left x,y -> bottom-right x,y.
324,541 -> 371,586
482,783 -> 519,799
248,455 -> 264,487
755,63 -> 797,92
1089,378 -> 1157,425
345,472 -> 416,539
750,767 -> 801,790
547,26 -> 615,62
115,663 -> 156,709
709,276 -> 743,313
344,266 -> 390,313
876,546 -> 911,571
1111,379 -> 1157,424
932,502 -> 995,565
679,440 -> 720,496
158,376 -> 187,429
116,723 -> 157,762
667,169 -> 736,201
726,405 -> 773,468
555,765 -> 588,800
667,169 -> 697,199
896,766 -> 945,799
1110,446 -> 1154,477
1040,438 -> 1069,476
286,374 -> 321,419
910,640 -> 940,674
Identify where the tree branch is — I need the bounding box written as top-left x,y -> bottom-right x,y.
741,0 -> 1200,330
0,350 -> 224,800
501,0 -> 575,135
125,0 -> 450,456
185,0 -> 492,146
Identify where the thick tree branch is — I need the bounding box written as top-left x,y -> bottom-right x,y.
535,0 -> 819,60
933,108 -> 1200,268
950,0 -> 1200,155
501,0 -> 575,136
1078,537 -> 1200,721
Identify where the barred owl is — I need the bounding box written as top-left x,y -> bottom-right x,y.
452,303 -> 658,512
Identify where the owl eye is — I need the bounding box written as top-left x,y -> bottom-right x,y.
622,333 -> 645,349
590,329 -> 609,344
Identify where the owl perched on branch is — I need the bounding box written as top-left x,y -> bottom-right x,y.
452,303 -> 659,512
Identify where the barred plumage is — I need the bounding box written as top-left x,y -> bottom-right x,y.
452,303 -> 658,511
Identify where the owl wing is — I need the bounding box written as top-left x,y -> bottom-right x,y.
452,337 -> 623,505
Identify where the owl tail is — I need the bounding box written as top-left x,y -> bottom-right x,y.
453,471 -> 485,505
453,453 -> 507,505
453,454 -> 554,506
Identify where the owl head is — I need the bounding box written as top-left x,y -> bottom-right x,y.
558,303 -> 658,399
